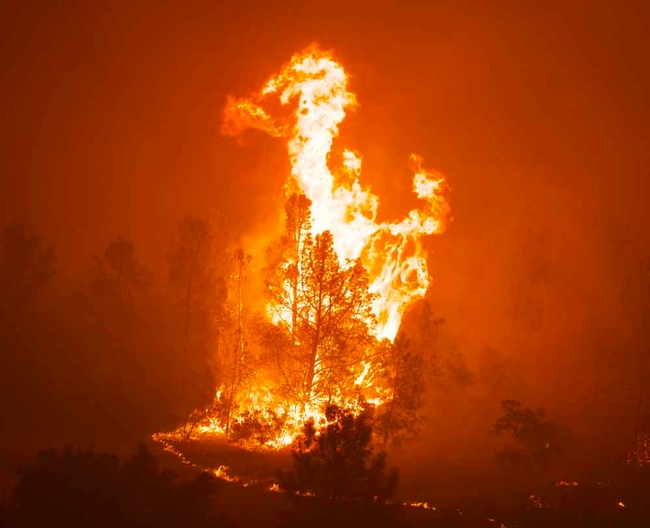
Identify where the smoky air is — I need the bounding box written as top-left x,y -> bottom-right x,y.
1,2 -> 649,527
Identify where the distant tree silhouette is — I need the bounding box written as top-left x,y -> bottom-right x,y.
412,300 -> 445,378
0,222 -> 56,305
375,333 -> 426,447
493,399 -> 565,473
168,215 -> 227,429
511,228 -> 552,332
9,444 -> 223,528
280,403 -> 398,503
620,258 -> 650,466
92,236 -> 149,317
478,346 -> 526,401
403,300 -> 472,392
12,445 -> 124,527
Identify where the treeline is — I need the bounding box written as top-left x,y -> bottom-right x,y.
0,196 -> 472,450
0,204 -> 650,520
0,216 -> 230,448
2,192 -> 650,491
1,444 -> 224,528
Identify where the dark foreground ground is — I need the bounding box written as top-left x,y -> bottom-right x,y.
150,437 -> 650,528
2,436 -> 650,527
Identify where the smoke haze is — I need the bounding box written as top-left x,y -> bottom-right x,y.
1,0 -> 649,500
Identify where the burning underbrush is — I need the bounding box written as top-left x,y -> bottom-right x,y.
153,402 -> 440,513
152,433 -> 293,487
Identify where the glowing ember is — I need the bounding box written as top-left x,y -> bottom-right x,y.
554,480 -> 579,487
223,44 -> 450,341
212,465 -> 240,483
402,500 -> 437,511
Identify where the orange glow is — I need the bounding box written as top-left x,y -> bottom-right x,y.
155,44 -> 450,452
223,44 -> 451,341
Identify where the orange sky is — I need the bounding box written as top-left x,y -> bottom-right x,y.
1,1 -> 648,352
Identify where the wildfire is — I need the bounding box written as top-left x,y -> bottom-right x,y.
154,44 -> 451,456
223,44 -> 450,341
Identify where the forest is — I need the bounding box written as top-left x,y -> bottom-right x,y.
2,197 -> 650,526
2,2 -> 649,526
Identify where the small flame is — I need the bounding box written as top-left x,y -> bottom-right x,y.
354,361 -> 371,386
555,479 -> 579,487
213,465 -> 240,483
529,495 -> 543,509
402,500 -> 437,511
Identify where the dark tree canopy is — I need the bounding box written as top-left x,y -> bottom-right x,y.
375,333 -> 426,447
0,223 -> 56,305
168,214 -> 228,421
92,236 -> 149,316
168,215 -> 222,312
280,403 -> 398,503
494,399 -> 565,462
10,444 -> 222,528
620,258 -> 650,465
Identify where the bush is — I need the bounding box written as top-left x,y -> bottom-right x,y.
279,404 -> 398,503
8,444 -> 223,528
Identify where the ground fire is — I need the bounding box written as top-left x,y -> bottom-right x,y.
154,44 -> 451,452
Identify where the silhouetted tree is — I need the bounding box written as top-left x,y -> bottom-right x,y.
92,236 -> 149,318
511,228 -> 551,332
169,215 -> 226,427
0,223 -> 56,305
9,444 -> 223,528
443,345 -> 474,386
280,403 -> 398,502
493,399 -> 565,473
406,301 -> 472,390
12,445 -> 124,527
375,333 -> 426,447
478,346 -> 526,401
620,258 -> 650,465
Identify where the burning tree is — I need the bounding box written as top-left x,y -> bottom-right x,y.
154,44 -> 451,456
222,44 -> 451,342
220,248 -> 254,438
263,193 -> 377,407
